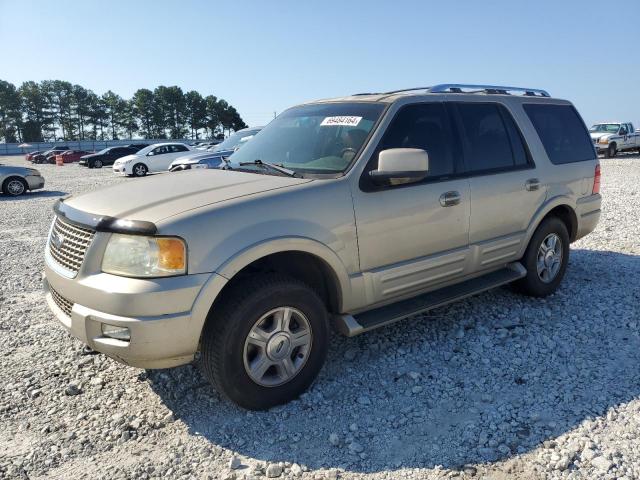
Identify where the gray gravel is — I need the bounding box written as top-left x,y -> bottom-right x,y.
1,154 -> 639,480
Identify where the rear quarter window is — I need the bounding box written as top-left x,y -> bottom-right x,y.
523,104 -> 595,164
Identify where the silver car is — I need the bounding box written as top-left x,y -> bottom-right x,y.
1,164 -> 45,196
43,84 -> 601,409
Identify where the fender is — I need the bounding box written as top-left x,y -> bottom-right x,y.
210,236 -> 352,308
517,194 -> 577,257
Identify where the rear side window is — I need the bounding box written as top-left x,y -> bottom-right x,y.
454,103 -> 530,173
523,104 -> 595,164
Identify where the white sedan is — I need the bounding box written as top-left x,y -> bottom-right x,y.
113,143 -> 193,177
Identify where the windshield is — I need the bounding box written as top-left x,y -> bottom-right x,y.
213,129 -> 261,151
590,123 -> 620,133
229,102 -> 385,174
135,145 -> 155,155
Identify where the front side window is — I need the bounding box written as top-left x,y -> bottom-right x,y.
376,102 -> 456,178
454,103 -> 522,172
229,103 -> 385,175
524,104 -> 595,164
152,146 -> 169,155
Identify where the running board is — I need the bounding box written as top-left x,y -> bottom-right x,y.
334,262 -> 526,336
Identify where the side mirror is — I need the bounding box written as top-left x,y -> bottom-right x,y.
620,129 -> 628,135
369,148 -> 429,186
147,151 -> 155,156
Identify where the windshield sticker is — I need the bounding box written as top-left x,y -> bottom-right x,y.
320,116 -> 362,127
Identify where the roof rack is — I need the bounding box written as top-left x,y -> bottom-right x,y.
429,84 -> 550,97
353,84 -> 550,98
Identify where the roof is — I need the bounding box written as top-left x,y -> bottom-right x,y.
307,84 -> 558,105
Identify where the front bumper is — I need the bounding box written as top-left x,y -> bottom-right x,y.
25,175 -> 45,190
112,164 -> 129,175
44,258 -> 218,369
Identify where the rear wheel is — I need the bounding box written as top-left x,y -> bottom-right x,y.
200,274 -> 329,410
2,177 -> 27,196
513,217 -> 570,297
605,143 -> 617,158
132,163 -> 148,177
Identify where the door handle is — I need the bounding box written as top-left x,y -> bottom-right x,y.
439,191 -> 461,207
525,178 -> 541,191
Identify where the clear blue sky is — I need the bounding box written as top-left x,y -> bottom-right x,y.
1,0 -> 639,128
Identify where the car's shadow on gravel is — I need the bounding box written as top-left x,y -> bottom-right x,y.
0,190 -> 67,201
148,248 -> 640,473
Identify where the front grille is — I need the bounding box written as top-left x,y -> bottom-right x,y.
50,286 -> 73,317
48,216 -> 95,275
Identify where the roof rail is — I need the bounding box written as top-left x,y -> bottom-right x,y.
428,84 -> 550,97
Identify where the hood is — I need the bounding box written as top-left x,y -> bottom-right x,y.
64,169 -> 312,223
0,165 -> 39,175
590,132 -> 612,140
114,153 -> 138,164
81,152 -> 103,160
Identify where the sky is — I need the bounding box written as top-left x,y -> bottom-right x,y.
1,0 -> 639,128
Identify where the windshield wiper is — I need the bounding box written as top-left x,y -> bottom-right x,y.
238,159 -> 298,177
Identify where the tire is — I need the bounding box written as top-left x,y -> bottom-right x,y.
200,274 -> 330,410
2,176 -> 27,196
93,159 -> 103,169
132,163 -> 148,177
513,217 -> 570,297
605,143 -> 616,158
87,161 -> 94,169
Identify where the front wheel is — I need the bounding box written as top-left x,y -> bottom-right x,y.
200,274 -> 329,410
513,217 -> 570,297
93,159 -> 103,168
132,163 -> 148,177
605,143 -> 617,158
2,177 -> 27,196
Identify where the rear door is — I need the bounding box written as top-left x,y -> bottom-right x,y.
451,102 -> 546,271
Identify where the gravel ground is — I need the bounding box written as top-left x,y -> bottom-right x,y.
0,154 -> 639,480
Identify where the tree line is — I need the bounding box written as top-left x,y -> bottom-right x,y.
0,79 -> 247,143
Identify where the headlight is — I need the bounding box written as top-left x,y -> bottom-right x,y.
28,169 -> 41,176
598,137 -> 609,145
124,158 -> 134,164
102,234 -> 187,277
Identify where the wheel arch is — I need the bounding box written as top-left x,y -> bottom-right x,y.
520,197 -> 578,257
2,175 -> 27,194
215,238 -> 351,314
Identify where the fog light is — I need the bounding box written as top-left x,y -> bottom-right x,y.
101,323 -> 131,341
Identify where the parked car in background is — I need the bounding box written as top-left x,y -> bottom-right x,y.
42,84 -> 601,409
53,150 -> 93,164
79,146 -> 139,168
113,143 -> 193,176
590,122 -> 640,157
0,163 -> 45,196
25,150 -> 43,162
32,146 -> 70,164
169,127 -> 262,172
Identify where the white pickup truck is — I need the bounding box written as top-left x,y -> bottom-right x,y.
589,122 -> 640,157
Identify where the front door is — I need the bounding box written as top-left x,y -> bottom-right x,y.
352,102 -> 471,305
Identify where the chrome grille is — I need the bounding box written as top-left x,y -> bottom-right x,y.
48,216 -> 95,275
50,286 -> 73,317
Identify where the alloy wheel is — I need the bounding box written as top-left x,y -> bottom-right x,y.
536,233 -> 563,283
6,179 -> 25,196
243,307 -> 312,387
